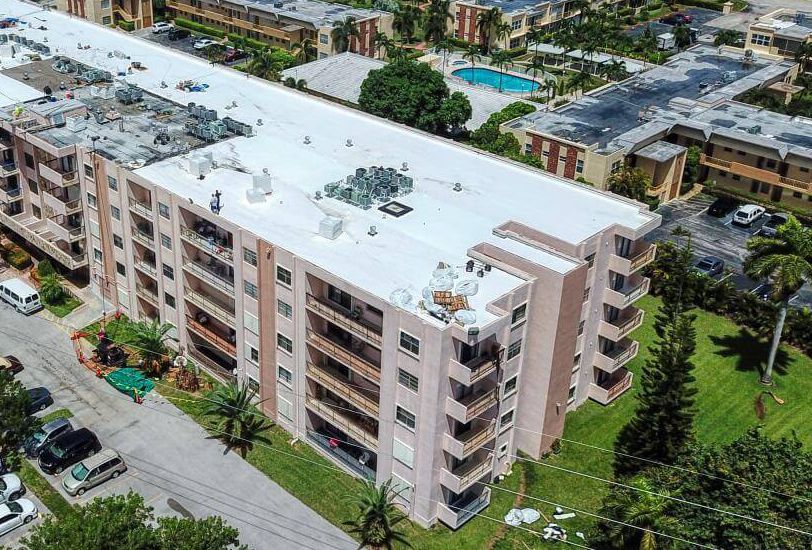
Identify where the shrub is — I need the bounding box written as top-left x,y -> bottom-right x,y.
504,46 -> 527,59
117,20 -> 135,32
3,243 -> 31,269
37,259 -> 55,277
283,76 -> 297,88
678,0 -> 724,11
173,17 -> 226,39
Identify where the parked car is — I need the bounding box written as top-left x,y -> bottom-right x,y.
38,428 -> 101,475
751,282 -> 774,301
707,197 -> 739,218
760,213 -> 790,237
0,355 -> 23,376
62,449 -> 127,496
193,38 -> 218,50
732,204 -> 766,227
24,418 -> 74,458
25,387 -> 53,415
0,473 -> 24,503
695,256 -> 725,278
0,278 -> 43,314
0,499 -> 37,537
660,12 -> 694,25
223,46 -> 246,63
168,27 -> 191,41
151,22 -> 173,34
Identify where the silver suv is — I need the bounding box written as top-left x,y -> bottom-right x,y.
62,449 -> 127,497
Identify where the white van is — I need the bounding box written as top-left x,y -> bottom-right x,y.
0,278 -> 43,314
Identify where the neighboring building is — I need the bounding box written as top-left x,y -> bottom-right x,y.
746,8 -> 812,61
57,0 -> 154,29
165,0 -> 394,59
449,0 -> 626,51
504,45 -> 799,202
0,3 -> 660,530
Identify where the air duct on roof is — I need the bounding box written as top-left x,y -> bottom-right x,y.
319,216 -> 343,240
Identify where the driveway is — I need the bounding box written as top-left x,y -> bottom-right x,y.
0,300 -> 355,550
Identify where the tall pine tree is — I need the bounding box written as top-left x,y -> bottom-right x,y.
614,236 -> 699,478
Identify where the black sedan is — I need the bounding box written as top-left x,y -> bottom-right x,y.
660,12 -> 694,25
0,355 -> 23,376
695,256 -> 725,278
706,197 -> 739,218
25,387 -> 53,415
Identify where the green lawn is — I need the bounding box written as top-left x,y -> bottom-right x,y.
42,295 -> 82,318
18,460 -> 73,519
81,315 -> 134,346
495,294 -> 812,547
41,408 -> 74,424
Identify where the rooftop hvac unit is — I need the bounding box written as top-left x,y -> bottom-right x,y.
0,35 -> 6,43
115,86 -> 143,104
747,125 -> 761,134
246,173 -> 273,203
65,116 -> 87,132
186,154 -> 212,178
319,216 -> 343,240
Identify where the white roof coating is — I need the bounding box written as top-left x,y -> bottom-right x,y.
0,72 -> 42,107
1,1 -> 657,325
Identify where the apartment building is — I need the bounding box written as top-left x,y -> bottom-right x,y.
56,0 -> 154,29
449,0 -> 625,51
165,0 -> 394,59
746,8 -> 812,61
504,45 -> 798,202
0,3 -> 659,529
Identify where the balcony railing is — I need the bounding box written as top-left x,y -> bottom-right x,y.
188,349 -> 237,384
308,432 -> 376,480
448,351 -> 501,386
440,454 -> 493,493
131,227 -> 155,247
305,293 -> 383,347
180,227 -> 234,262
182,258 -> 235,294
589,370 -> 633,405
701,154 -> 810,192
38,162 -> 78,187
593,340 -> 639,373
437,488 -> 491,529
306,361 -> 379,416
0,161 -> 18,177
128,196 -> 153,217
186,315 -> 237,357
185,289 -> 236,327
604,278 -> 650,309
0,186 -> 22,202
599,309 -> 644,342
134,258 -> 158,277
609,243 -> 656,275
444,421 -> 496,458
305,396 -> 379,451
135,282 -> 159,305
0,210 -> 87,269
447,388 -> 498,423
306,329 -> 381,384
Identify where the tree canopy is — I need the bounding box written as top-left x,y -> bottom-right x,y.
0,369 -> 39,466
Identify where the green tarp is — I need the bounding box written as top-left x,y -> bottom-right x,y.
105,368 -> 154,401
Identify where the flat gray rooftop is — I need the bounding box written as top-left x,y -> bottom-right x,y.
224,0 -> 386,27
464,0 -> 552,16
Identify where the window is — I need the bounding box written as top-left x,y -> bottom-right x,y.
102,15 -> 112,25
247,376 -> 260,393
319,33 -> 328,44
84,164 -> 94,178
583,287 -> 590,302
107,175 -> 117,190
766,159 -> 777,169
525,143 -> 533,155
244,311 -> 259,335
511,19 -> 521,30
160,233 -> 171,249
277,299 -> 292,319
577,320 -> 585,336
398,369 -> 419,393
276,265 -> 292,286
575,159 -> 584,174
568,384 -> 576,401
244,280 -> 258,299
399,331 -> 420,356
90,220 -> 100,238
113,234 -> 123,249
111,205 -> 120,220
93,248 -> 103,263
24,153 -> 34,169
573,353 -> 581,370
243,247 -> 257,266
165,293 -> 176,308
158,202 -> 170,219
500,409 -> 514,427
277,333 -> 293,354
116,262 -> 126,276
585,253 -> 596,268
390,438 -> 415,469
278,396 -> 293,421
396,406 -> 416,430
390,474 -> 413,502
737,151 -> 746,157
246,345 -> 259,364
504,375 -> 518,397
801,167 -> 810,173
498,443 -> 509,459
723,146 -> 733,152
507,339 -> 522,360
160,264 -> 173,281
793,191 -> 803,198
100,0 -> 110,8
511,303 -> 527,324
732,174 -> 741,181
750,33 -> 770,47
87,192 -> 97,208
611,160 -> 622,174
277,365 -> 292,385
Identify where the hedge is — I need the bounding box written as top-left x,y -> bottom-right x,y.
678,0 -> 724,11
174,17 -> 226,39
226,32 -> 270,51
505,46 -> 527,59
117,20 -> 135,32
3,242 -> 31,269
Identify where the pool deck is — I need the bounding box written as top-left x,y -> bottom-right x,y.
443,59 -> 545,97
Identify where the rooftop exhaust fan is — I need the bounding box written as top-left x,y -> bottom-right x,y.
368,225 -> 378,237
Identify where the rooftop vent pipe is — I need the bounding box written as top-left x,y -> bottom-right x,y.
346,139 -> 353,147
368,225 -> 377,237
453,182 -> 462,192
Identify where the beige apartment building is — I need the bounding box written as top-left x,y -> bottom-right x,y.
0,4 -> 659,529
165,0 -> 394,59
745,8 -> 812,61
57,0 -> 154,29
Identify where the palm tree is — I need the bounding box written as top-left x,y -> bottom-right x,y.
204,382 -> 272,458
38,272 -> 66,304
332,17 -> 360,54
246,49 -> 281,80
129,320 -> 175,376
423,0 -> 452,44
567,69 -> 592,98
344,479 -> 411,549
495,21 -> 512,51
795,42 -> 812,72
435,37 -> 453,76
525,53 -> 546,97
393,5 -> 420,44
291,38 -> 316,64
476,7 -> 501,54
673,24 -> 691,52
373,31 -> 392,59
462,44 -> 481,72
600,477 -> 679,550
713,29 -> 740,47
600,59 -> 627,81
744,216 -> 812,385
607,165 -> 651,202
491,49 -> 513,92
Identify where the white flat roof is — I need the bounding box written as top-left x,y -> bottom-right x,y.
1,1 -> 657,325
0,72 -> 42,107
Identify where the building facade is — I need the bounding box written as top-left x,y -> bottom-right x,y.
57,0 -> 154,29
745,8 -> 812,61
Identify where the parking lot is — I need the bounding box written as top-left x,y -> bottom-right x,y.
0,488 -> 46,549
648,194 -> 812,308
135,27 -> 246,67
625,7 -> 724,39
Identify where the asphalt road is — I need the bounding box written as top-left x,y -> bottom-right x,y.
0,298 -> 355,550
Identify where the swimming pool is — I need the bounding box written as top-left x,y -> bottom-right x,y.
452,67 -> 539,93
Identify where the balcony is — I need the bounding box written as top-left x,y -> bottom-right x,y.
0,210 -> 87,269
305,293 -> 382,347
186,315 -> 237,357
185,289 -> 236,327
45,218 -> 84,243
609,243 -> 656,276
448,351 -> 501,386
306,361 -> 379,416
306,329 -> 381,384
604,278 -> 650,309
599,309 -> 644,342
182,258 -> 234,294
305,396 -> 379,451
187,348 -> 237,384
444,421 -> 496,459
0,184 -> 22,203
589,369 -> 633,404
446,388 -> 498,423
180,226 -> 233,262
128,196 -> 153,218
700,154 -> 811,193
135,282 -> 159,305
131,227 -> 155,248
440,454 -> 493,494
41,190 -> 82,218
437,488 -> 491,530
38,162 -> 78,187
134,257 -> 158,277
593,340 -> 639,373
308,432 -> 376,480
0,138 -> 12,151
0,161 -> 18,178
